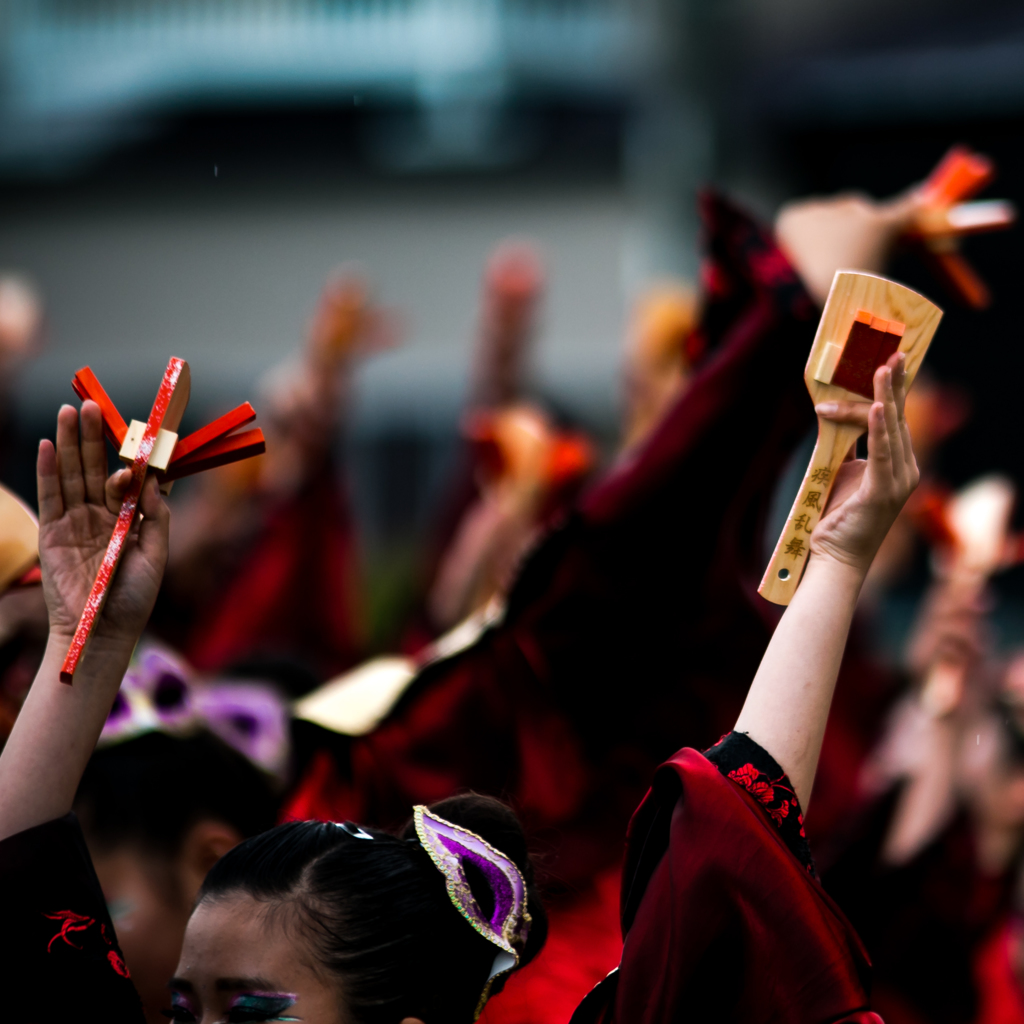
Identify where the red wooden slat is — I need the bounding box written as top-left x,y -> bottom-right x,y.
61,358 -> 187,683
71,368 -> 128,447
169,402 -> 256,463
920,146 -> 993,208
159,428 -> 266,482
929,250 -> 991,310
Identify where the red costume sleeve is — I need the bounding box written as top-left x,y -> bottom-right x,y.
569,748 -> 878,1024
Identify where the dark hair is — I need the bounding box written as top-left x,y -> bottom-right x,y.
74,730 -> 280,855
199,793 -> 547,1024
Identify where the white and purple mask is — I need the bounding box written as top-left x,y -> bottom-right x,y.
100,644 -> 290,777
413,805 -> 531,1019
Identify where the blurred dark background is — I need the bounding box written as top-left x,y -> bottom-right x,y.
1,0 -> 1023,639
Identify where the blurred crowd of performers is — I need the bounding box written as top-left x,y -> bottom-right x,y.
1,151 -> 1024,1024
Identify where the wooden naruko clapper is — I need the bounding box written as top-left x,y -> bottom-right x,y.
758,270 -> 943,605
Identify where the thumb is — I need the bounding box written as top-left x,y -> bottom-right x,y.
137,476 -> 170,567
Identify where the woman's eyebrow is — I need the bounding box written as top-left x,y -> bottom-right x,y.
169,978 -> 195,993
215,977 -> 280,992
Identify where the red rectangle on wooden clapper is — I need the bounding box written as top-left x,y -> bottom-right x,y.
831,319 -> 903,400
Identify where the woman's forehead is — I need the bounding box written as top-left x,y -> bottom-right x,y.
178,895 -> 284,975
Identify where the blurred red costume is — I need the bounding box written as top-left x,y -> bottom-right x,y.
284,193 -> 880,1019
974,918 -> 1024,1024
823,796 -> 1017,1024
178,467 -> 363,679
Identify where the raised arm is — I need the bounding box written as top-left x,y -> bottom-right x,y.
0,401 -> 169,841
735,352 -> 919,807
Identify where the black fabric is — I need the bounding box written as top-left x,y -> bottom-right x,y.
568,969 -> 619,1024
0,813 -> 144,1024
704,731 -> 816,876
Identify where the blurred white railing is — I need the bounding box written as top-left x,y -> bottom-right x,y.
1,0 -> 660,116
0,0 -> 662,168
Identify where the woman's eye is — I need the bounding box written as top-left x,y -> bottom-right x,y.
226,997 -> 298,1023
226,1010 -> 287,1023
160,1009 -> 198,1024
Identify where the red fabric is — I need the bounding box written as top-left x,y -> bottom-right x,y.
185,471 -> 362,677
479,865 -> 623,1024
605,750 -> 876,1024
973,918 -> 1024,1024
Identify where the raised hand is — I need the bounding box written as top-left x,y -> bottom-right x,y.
38,401 -> 168,649
775,192 -> 925,307
0,401 -> 170,839
811,352 -> 921,574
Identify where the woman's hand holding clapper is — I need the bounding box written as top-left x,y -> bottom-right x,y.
735,353 -> 919,808
40,401 -> 168,646
0,401 -> 169,840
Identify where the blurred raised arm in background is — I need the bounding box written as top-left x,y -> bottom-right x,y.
153,270 -> 398,684
409,241 -> 591,642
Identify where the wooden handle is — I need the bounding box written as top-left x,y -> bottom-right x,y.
758,419 -> 862,605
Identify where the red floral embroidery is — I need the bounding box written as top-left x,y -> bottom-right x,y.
107,949 -> 131,977
45,911 -> 131,977
728,763 -> 776,804
727,762 -> 798,829
707,732 -> 815,875
727,763 -> 758,787
44,910 -> 95,953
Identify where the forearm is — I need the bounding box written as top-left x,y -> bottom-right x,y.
0,634 -> 133,841
734,554 -> 865,807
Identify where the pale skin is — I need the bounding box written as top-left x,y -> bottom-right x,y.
775,191 -> 927,308
735,352 -> 920,808
0,346 -> 918,1016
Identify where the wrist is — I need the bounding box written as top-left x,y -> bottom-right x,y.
45,629 -> 136,666
804,549 -> 868,594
